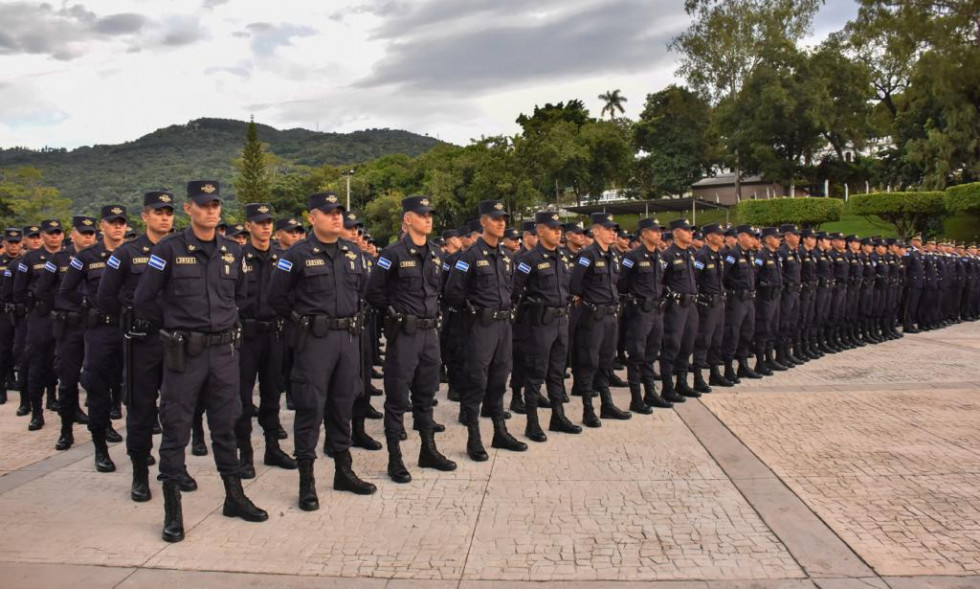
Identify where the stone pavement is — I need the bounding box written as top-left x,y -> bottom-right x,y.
0,322 -> 979,588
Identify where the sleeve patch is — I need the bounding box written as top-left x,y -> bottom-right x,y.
148,255 -> 167,271
70,257 -> 84,271
622,258 -> 634,268
17,262 -> 28,273
725,255 -> 736,264
2,269 -> 9,277
44,261 -> 57,273
107,255 -> 121,270
276,258 -> 293,272
694,260 -> 705,270
754,257 -> 763,266
442,262 -> 450,271
455,260 -> 470,272
517,262 -> 532,274
578,256 -> 591,267
377,256 -> 392,270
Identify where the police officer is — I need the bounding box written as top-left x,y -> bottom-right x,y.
777,224 -> 803,366
721,226 -> 759,381
365,196 -> 457,482
10,225 -> 41,413
135,181 -> 268,543
827,233 -> 850,349
236,203 -> 297,478
0,228 -> 24,406
14,219 -> 65,431
692,223 -> 730,392
60,206 -> 130,471
844,235 -> 864,347
267,191 -> 377,512
903,235 -> 925,333
752,227 -> 784,374
512,210 -> 581,440
442,222 -> 480,406
618,218 -> 674,409
797,229 -> 821,360
443,200 -> 527,460
44,216 -> 97,451
659,218 -> 700,400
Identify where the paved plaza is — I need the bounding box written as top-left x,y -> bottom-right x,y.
1,323 -> 979,588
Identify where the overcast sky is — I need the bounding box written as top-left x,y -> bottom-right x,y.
0,0 -> 859,150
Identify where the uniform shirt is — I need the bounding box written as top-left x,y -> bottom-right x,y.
754,247 -> 783,289
95,234 -> 159,321
871,252 -> 888,287
569,242 -> 621,304
860,252 -> 873,285
267,234 -> 364,319
617,244 -> 664,300
800,246 -> 817,284
660,243 -> 698,296
778,243 -> 801,287
829,248 -> 849,282
903,246 -> 924,287
723,244 -> 755,292
240,242 -> 282,321
58,242 -> 115,313
847,250 -> 863,285
0,253 -> 17,305
693,245 -> 724,295
512,243 -> 571,308
134,229 -> 246,333
366,235 -> 443,318
442,249 -> 461,292
35,247 -> 79,312
13,247 -> 59,307
443,237 -> 514,311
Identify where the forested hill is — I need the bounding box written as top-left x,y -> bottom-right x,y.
0,117 -> 444,210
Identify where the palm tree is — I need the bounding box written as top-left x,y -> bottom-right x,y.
598,89 -> 627,119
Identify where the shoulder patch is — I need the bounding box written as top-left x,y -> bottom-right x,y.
276,258 -> 293,272
148,254 -> 167,271
725,255 -> 736,264
517,262 -> 532,274
622,258 -> 635,268
377,256 -> 392,270
578,256 -> 591,267
107,255 -> 121,270
455,260 -> 470,272
70,257 -> 83,271
16,263 -> 27,273
44,260 -> 57,273
754,257 -> 763,266
694,260 -> 705,270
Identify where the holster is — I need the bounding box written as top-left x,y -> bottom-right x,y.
290,312 -> 311,353
51,312 -> 66,339
160,329 -> 186,373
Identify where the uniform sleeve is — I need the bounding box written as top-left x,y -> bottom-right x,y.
616,252 -> 633,294
33,259 -> 58,310
511,254 -> 533,305
58,253 -> 87,308
95,248 -> 129,316
267,248 -> 300,318
12,256 -> 31,304
134,243 -> 171,322
235,251 -> 248,311
442,250 -> 472,308
365,247 -> 394,311
569,251 -> 591,297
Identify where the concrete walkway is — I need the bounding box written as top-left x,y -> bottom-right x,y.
1,322 -> 978,588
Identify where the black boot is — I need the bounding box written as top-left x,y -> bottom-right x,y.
466,422 -> 489,461
524,403 -> 548,442
661,377 -> 685,403
191,425 -> 208,456
766,347 -> 787,371
447,387 -> 460,402
162,481 -> 184,542
16,390 -> 29,416
0,388 -> 6,405
55,415 -> 73,451
693,369 -> 713,393
676,374 -> 701,398
582,394 -> 602,428
264,435 -> 299,469
238,441 -> 256,480
738,358 -> 762,379
386,435 -> 412,483
492,416 -> 528,451
788,342 -> 805,364
161,467 -> 199,492
509,388 -> 526,415
643,381 -> 673,408
28,405 -> 44,431
628,384 -> 653,414
418,430 -> 457,470
93,430 -> 116,473
364,402 -> 383,420
607,370 -> 628,388
46,387 -> 59,412
222,474 -> 269,521
297,458 -> 319,510
333,449 -> 376,495
131,455 -> 151,503
105,425 -> 123,443
776,344 -> 795,368
351,418 -> 382,451
724,361 -> 741,384
110,402 -> 122,420
548,402 -> 582,434
754,350 -> 773,376
599,387 -> 631,420
709,365 -> 734,387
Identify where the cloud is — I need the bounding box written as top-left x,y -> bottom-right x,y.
160,15 -> 209,47
0,2 -> 148,60
242,22 -> 317,58
202,0 -> 230,9
357,0 -> 684,92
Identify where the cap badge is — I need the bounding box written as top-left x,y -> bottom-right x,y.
257,205 -> 269,213
110,207 -> 123,215
201,184 -> 216,194
325,195 -> 338,203
420,199 -> 430,206
494,202 -> 504,211
159,194 -> 172,203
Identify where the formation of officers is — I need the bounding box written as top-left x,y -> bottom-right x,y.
0,182 -> 977,544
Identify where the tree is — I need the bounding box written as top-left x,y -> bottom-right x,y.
598,90 -> 627,119
945,182 -> 980,217
0,167 -> 71,226
632,85 -> 716,198
847,191 -> 946,238
516,100 -> 591,137
736,197 -> 843,227
234,119 -> 272,204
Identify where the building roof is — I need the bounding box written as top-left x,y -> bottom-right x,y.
692,173 -> 766,188
565,196 -> 731,216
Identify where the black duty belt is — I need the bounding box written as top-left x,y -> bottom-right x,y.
193,330 -> 239,347
242,318 -> 282,333
87,309 -> 119,326
306,314 -> 359,331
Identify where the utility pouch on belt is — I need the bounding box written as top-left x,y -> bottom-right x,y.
51,312 -> 66,339
291,312 -> 311,351
185,332 -> 204,357
160,329 -> 186,373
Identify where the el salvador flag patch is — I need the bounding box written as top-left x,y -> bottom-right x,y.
70,257 -> 83,270
622,258 -> 634,268
107,255 -> 120,270
17,262 -> 28,273
442,262 -> 450,271
2,269 -> 9,277
694,260 -> 705,270
725,255 -> 736,264
44,261 -> 57,273
276,258 -> 293,272
377,257 -> 392,270
578,256 -> 591,267
148,255 -> 167,271
754,257 -> 763,266
517,262 -> 531,274
455,260 -> 470,272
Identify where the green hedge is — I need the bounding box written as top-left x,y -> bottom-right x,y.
945,182 -> 980,214
735,197 -> 843,227
846,191 -> 946,216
